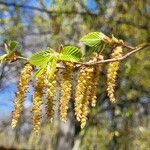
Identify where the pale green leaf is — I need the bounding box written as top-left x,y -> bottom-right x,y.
47,58 -> 57,78
59,46 -> 82,62
29,50 -> 51,66
80,32 -> 106,47
0,54 -> 8,64
34,67 -> 45,78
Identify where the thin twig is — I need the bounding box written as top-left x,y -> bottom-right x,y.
0,1 -> 97,16
17,56 -> 29,61
76,43 -> 150,67
9,43 -> 150,68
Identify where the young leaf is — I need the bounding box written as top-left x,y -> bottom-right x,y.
29,50 -> 51,66
34,67 -> 45,78
80,32 -> 106,47
9,41 -> 18,51
47,58 -> 57,78
0,54 -> 8,64
59,46 -> 82,62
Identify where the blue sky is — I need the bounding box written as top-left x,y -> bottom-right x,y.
0,83 -> 33,118
0,0 -> 98,119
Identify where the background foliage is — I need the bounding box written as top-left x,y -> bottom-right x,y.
0,0 -> 149,150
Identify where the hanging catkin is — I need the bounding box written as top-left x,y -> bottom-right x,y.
11,63 -> 33,128
32,73 -> 45,134
80,67 -> 94,128
45,73 -> 57,122
59,63 -> 73,122
74,67 -> 88,121
107,46 -> 123,103
90,64 -> 101,107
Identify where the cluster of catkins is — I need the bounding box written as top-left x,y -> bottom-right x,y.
12,48 -> 123,134
107,46 -> 123,103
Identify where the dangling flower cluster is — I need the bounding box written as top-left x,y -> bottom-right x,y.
59,63 -> 73,122
32,73 -> 45,134
75,54 -> 103,128
11,53 -> 106,131
107,46 -> 123,103
75,66 -> 87,122
90,64 -> 101,107
11,63 -> 33,128
79,67 -> 94,128
45,72 -> 57,122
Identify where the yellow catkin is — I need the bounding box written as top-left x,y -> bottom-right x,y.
75,54 -> 103,128
32,74 -> 45,134
80,67 -> 94,128
107,46 -> 123,103
90,65 -> 101,107
11,63 -> 33,128
59,63 -> 73,122
45,73 -> 57,122
86,54 -> 103,107
74,67 -> 88,121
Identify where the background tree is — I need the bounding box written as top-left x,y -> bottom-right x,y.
0,0 -> 149,150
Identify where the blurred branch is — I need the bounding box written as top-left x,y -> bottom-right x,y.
0,1 -> 98,16
25,31 -> 51,36
116,20 -> 149,30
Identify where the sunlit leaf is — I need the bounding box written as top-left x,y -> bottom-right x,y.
47,58 -> 57,78
80,32 -> 106,47
34,67 -> 46,78
29,50 -> 52,66
0,54 -> 8,64
59,46 -> 82,62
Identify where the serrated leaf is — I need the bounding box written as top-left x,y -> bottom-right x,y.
29,50 -> 52,66
80,32 -> 106,47
59,46 -> 82,62
47,58 -> 57,78
84,42 -> 106,57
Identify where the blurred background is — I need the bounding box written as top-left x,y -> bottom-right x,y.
0,0 -> 149,150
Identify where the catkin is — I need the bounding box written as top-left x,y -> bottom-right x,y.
59,63 -> 73,122
74,67 -> 88,121
11,63 -> 32,128
80,67 -> 94,128
45,73 -> 57,122
74,67 -> 94,122
32,74 -> 45,134
107,46 -> 123,103
90,65 -> 101,107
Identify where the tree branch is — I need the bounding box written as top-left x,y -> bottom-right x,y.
77,43 -> 150,66
0,1 -> 98,16
3,43 -> 150,69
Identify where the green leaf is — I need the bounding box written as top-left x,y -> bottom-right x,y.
47,58 -> 57,78
0,54 -> 8,64
34,67 -> 45,78
59,46 -> 82,62
80,32 -> 106,47
9,41 -> 18,50
29,50 -> 52,66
